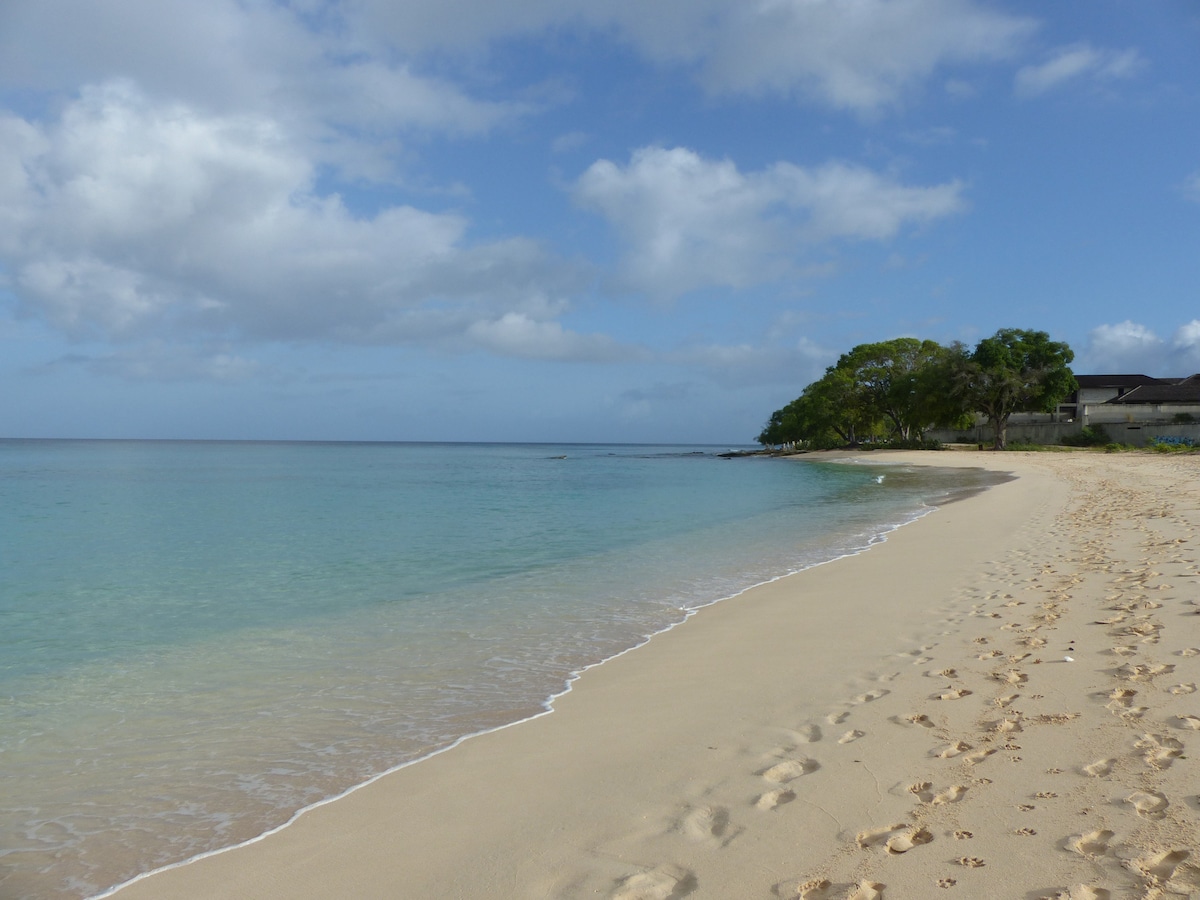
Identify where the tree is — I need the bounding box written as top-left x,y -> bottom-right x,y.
912,341 -> 976,435
958,328 -> 1077,450
834,338 -> 954,441
756,405 -> 802,448
798,367 -> 880,446
756,366 -> 880,449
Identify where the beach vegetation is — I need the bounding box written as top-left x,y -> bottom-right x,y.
757,328 -> 1075,452
1004,439 -> 1070,451
1061,425 -> 1110,447
1149,436 -> 1198,452
757,338 -> 972,449
946,328 -> 1076,450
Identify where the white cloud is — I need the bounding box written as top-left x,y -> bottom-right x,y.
696,0 -> 1033,111
0,0 -> 526,182
0,81 -> 596,356
1015,43 -> 1143,97
465,312 -> 639,362
667,334 -> 834,388
1082,320 -> 1200,374
353,0 -> 1033,114
573,146 -> 964,299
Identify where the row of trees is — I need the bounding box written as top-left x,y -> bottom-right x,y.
757,329 -> 1077,451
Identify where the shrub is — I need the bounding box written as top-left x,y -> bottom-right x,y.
1149,436 -> 1197,453
1062,426 -> 1110,447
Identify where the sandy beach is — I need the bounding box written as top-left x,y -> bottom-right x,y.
110,450 -> 1200,900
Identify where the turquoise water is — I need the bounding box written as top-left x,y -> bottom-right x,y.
0,441 -> 1003,898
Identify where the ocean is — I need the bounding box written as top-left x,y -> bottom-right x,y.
0,440 -> 1004,898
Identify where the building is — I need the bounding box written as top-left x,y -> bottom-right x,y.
937,373 -> 1200,446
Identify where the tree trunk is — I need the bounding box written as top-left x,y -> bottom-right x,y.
992,416 -> 1007,450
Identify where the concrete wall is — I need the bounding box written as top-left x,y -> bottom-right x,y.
1083,403 -> 1200,425
928,420 -> 1200,448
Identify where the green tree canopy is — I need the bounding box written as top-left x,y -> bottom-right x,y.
756,329 -> 1075,451
955,328 -> 1077,449
834,338 -> 963,441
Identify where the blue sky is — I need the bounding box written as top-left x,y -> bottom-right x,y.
1,0 -> 1197,443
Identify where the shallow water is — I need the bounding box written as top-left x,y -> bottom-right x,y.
0,440 -> 1004,898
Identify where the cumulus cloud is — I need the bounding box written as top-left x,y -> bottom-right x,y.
0,0 -> 527,182
0,80 -> 601,358
696,0 -> 1033,111
353,0 -> 1033,114
573,146 -> 964,298
465,313 -> 640,362
1015,43 -> 1143,97
667,334 -> 835,388
1082,320 -> 1200,374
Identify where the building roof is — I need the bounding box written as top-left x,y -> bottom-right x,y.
1074,374 -> 1170,389
1107,377 -> 1200,405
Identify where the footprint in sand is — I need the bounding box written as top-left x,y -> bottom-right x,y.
1047,887 -> 1111,900
826,711 -> 849,725
1125,789 -> 1169,818
847,881 -> 885,900
761,758 -> 818,783
1081,758 -> 1114,777
796,724 -> 823,743
754,788 -> 796,811
855,823 -> 903,848
907,782 -> 967,805
852,689 -> 889,705
933,785 -> 968,804
956,857 -> 985,868
890,713 -> 935,729
1068,829 -> 1114,858
838,730 -> 864,744
934,740 -> 972,759
964,748 -> 995,765
934,687 -> 973,701
1174,647 -> 1200,657
1175,714 -> 1200,730
1135,733 -> 1184,769
677,806 -> 735,846
1133,849 -> 1191,884
1116,706 -> 1149,721
907,782 -> 935,802
855,824 -> 932,854
995,670 -> 1028,685
1169,682 -> 1198,695
1106,687 -> 1137,707
1117,662 -> 1175,681
612,864 -> 696,900
774,878 -> 832,900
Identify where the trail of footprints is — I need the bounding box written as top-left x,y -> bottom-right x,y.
604,457 -> 1200,899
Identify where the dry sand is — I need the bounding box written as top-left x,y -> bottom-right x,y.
111,450 -> 1200,900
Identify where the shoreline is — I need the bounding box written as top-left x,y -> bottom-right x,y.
93,452 -> 975,900
111,450 -> 1200,899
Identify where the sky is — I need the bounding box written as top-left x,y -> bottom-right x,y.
1,1 -> 1198,444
